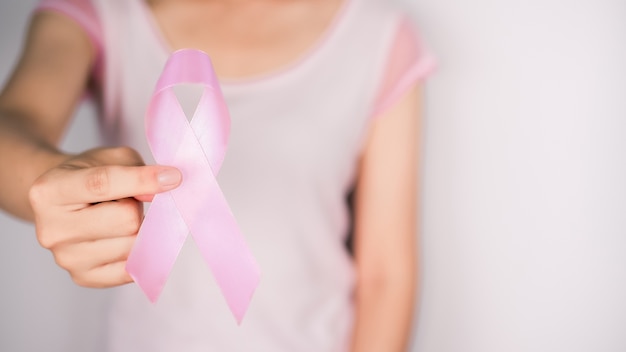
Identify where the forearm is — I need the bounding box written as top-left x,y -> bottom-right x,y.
0,110 -> 69,221
0,11 -> 100,221
350,271 -> 417,352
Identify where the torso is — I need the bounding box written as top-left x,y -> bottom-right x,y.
66,0 -> 414,349
146,0 -> 344,79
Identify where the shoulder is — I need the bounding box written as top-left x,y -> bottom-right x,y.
34,0 -> 102,48
345,0 -> 433,66
34,0 -> 104,83
358,0 -> 436,117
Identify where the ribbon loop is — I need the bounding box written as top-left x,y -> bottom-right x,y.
127,49 -> 260,324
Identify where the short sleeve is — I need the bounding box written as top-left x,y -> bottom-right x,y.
371,16 -> 437,118
34,0 -> 103,83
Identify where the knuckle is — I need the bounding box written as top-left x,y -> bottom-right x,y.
53,252 -> 74,271
70,272 -> 90,288
128,214 -> 142,234
85,167 -> 110,196
118,200 -> 142,234
35,228 -> 57,249
111,147 -> 143,166
117,268 -> 133,285
28,175 -> 51,208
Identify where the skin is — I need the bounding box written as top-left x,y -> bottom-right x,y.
0,0 -> 421,350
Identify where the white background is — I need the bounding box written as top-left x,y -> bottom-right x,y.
1,1 -> 625,351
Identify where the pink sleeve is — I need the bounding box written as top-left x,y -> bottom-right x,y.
34,0 -> 103,83
371,17 -> 437,118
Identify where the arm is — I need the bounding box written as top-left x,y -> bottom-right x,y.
350,84 -> 423,351
0,11 -> 95,220
0,11 -> 180,287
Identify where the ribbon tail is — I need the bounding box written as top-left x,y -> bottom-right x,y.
169,170 -> 260,323
126,193 -> 189,303
186,186 -> 260,324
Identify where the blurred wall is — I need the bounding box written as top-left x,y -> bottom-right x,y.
1,1 -> 625,351
407,1 -> 626,351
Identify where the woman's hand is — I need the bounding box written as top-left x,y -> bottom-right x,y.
28,147 -> 181,287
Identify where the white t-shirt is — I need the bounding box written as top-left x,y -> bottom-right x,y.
36,0 -> 436,350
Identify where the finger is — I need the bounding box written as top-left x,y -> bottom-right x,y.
44,198 -> 142,245
134,194 -> 154,202
72,261 -> 133,288
88,147 -> 145,167
53,235 -> 135,273
74,198 -> 143,241
53,164 -> 181,204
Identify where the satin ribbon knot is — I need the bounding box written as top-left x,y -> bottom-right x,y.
126,49 -> 260,323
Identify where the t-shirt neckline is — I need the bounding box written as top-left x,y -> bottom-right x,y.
137,0 -> 355,89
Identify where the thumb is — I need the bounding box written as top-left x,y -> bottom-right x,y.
50,165 -> 183,204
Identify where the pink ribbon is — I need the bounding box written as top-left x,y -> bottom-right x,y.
126,49 -> 260,323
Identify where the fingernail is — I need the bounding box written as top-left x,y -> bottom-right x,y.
157,168 -> 182,188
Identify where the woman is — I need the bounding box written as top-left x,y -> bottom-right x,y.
0,0 -> 435,350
